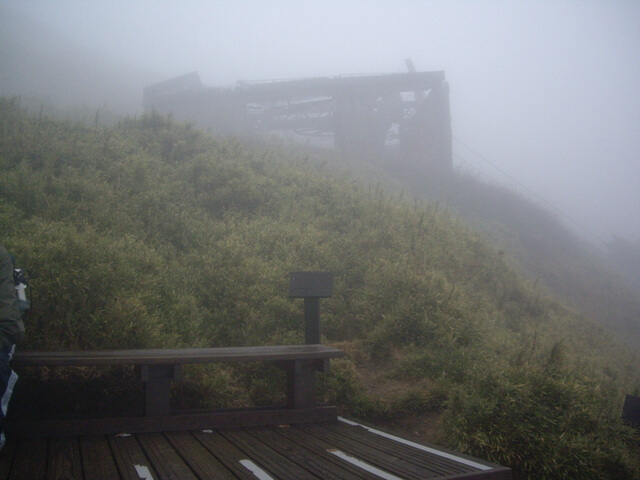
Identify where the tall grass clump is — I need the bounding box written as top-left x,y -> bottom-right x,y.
443,362 -> 640,479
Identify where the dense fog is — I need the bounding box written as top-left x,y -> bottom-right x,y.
1,0 -> 638,245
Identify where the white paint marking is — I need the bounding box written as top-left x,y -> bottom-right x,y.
239,459 -> 275,480
134,464 -> 154,480
338,417 -> 492,471
201,429 -> 213,433
329,449 -> 406,480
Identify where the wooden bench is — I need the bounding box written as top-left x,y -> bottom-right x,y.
10,344 -> 345,436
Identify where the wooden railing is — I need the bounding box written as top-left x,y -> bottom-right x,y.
10,344 -> 344,436
9,272 -> 345,436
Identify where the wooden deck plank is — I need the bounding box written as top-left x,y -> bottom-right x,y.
7,437 -> 47,480
332,420 -> 511,480
108,434 -> 157,480
249,425 -> 379,480
8,406 -> 339,437
47,436 -> 83,480
324,421 -> 473,476
264,425 -> 385,480
220,427 -> 321,480
299,423 -> 451,480
79,436 -> 121,480
0,421 -> 511,480
137,433 -> 199,480
165,431 -> 237,480
191,429 -> 262,480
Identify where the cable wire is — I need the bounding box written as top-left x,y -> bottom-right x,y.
452,136 -> 609,247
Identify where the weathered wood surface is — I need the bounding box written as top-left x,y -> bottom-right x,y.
8,406 -> 339,437
12,344 -> 344,366
0,419 -> 511,480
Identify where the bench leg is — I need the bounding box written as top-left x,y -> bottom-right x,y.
139,365 -> 180,416
285,360 -> 319,410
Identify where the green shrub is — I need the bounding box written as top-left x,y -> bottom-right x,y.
443,364 -> 640,480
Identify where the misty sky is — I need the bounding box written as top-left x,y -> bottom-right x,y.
2,0 -> 639,245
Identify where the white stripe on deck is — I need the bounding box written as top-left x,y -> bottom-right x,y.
329,449 -> 406,480
134,465 -> 155,480
338,417 -> 492,471
240,459 -> 276,480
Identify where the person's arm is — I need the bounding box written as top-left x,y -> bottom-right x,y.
0,248 -> 24,348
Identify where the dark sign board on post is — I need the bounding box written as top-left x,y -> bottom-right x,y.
289,272 -> 333,298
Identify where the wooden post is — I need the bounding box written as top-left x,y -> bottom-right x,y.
139,364 -> 181,416
288,272 -> 334,408
289,272 -> 333,344
284,360 -> 316,409
304,297 -> 320,344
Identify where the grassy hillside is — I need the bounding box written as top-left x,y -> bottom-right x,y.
366,152 -> 640,351
1,98 -> 639,479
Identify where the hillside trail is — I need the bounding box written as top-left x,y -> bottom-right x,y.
337,341 -> 445,445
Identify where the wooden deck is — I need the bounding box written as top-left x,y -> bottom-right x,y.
0,417 -> 511,480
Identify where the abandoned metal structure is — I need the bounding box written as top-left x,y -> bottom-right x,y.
143,63 -> 452,176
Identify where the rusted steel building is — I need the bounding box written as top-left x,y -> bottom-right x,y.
143,67 -> 452,177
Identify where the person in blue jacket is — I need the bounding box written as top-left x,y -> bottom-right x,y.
0,245 -> 25,450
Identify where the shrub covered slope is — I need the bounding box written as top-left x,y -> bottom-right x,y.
1,98 -> 639,479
